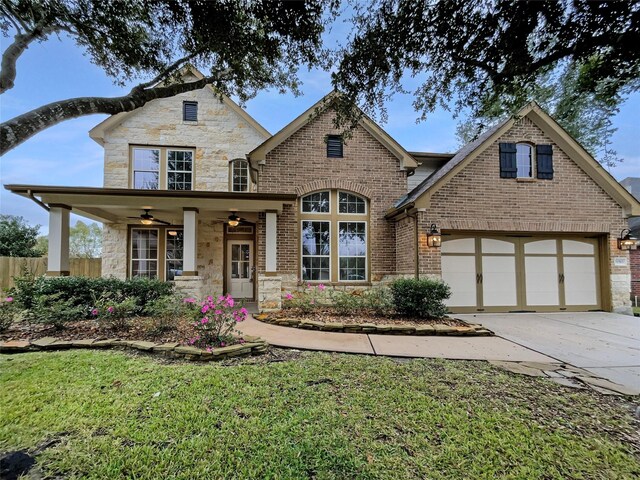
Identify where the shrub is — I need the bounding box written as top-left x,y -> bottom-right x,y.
329,289 -> 366,315
9,275 -> 173,317
31,293 -> 86,329
143,295 -> 194,333
92,294 -> 138,330
389,278 -> 451,319
0,296 -> 16,331
283,283 -> 329,313
363,288 -> 394,316
189,295 -> 248,349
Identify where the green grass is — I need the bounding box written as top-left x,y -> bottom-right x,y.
633,306 -> 640,315
1,351 -> 639,479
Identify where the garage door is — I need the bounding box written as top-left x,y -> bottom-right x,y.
441,235 -> 601,313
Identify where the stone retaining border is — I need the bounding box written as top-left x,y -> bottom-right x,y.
254,314 -> 493,336
0,336 -> 269,361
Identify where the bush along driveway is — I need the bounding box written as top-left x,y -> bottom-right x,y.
1,350 -> 639,479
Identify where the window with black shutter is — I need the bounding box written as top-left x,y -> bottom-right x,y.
499,143 -> 517,178
326,135 -> 343,158
536,144 -> 554,179
183,101 -> 198,122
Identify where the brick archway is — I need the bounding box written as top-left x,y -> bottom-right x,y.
295,179 -> 373,199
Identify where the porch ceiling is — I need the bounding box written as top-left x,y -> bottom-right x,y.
4,185 -> 297,224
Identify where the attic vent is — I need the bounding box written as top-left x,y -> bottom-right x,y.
326,135 -> 343,158
183,101 -> 198,122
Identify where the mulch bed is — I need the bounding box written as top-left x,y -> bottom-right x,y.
264,308 -> 467,327
0,317 -> 198,345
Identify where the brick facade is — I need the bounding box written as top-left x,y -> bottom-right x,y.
631,249 -> 640,299
406,116 -> 631,312
256,108 -> 408,292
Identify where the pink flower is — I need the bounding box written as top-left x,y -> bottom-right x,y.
318,284 -> 326,291
239,338 -> 246,344
201,305 -> 210,314
4,297 -> 13,302
285,293 -> 293,300
220,342 -> 226,347
310,299 -> 315,305
91,308 -> 98,316
226,296 -> 235,308
206,347 -> 212,353
183,297 -> 195,304
218,295 -> 225,302
240,307 -> 248,315
215,309 -> 223,316
201,317 -> 209,324
107,306 -> 115,313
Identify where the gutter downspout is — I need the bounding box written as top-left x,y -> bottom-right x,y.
27,190 -> 50,212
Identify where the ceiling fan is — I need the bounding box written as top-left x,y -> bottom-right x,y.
215,213 -> 249,227
127,209 -> 171,225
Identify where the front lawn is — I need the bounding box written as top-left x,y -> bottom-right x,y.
1,351 -> 639,479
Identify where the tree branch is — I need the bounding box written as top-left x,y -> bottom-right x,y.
135,50 -> 207,91
0,23 -> 57,94
0,69 -> 232,155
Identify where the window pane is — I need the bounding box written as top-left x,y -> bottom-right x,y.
134,171 -> 159,189
232,160 -> 249,192
166,230 -> 183,281
167,150 -> 193,190
133,149 -> 160,171
339,192 -> 366,214
516,144 -> 532,178
301,191 -> 330,213
302,221 -> 330,256
302,257 -> 330,281
132,230 -> 158,278
339,222 -> 366,281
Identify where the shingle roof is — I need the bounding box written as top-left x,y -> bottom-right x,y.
395,117 -> 511,208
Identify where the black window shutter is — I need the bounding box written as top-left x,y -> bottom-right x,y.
183,101 -> 198,121
499,143 -> 517,178
327,135 -> 343,158
536,144 -> 554,179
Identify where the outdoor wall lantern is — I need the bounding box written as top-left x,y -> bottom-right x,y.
617,229 -> 637,250
427,224 -> 442,248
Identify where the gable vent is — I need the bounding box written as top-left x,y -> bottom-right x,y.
327,135 -> 343,158
183,101 -> 198,122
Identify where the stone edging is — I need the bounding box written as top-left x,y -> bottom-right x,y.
254,314 -> 493,336
0,336 -> 269,361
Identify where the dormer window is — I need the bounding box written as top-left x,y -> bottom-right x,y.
326,135 -> 343,158
516,143 -> 533,178
231,159 -> 250,192
183,101 -> 198,122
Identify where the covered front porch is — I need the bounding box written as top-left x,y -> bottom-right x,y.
5,185 -> 296,309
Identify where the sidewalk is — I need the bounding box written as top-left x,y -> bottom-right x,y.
238,317 -> 554,362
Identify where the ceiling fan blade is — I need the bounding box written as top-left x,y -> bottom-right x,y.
153,218 -> 172,225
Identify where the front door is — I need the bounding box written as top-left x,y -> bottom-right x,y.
227,240 -> 254,299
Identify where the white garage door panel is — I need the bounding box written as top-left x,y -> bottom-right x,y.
564,256 -> 598,306
525,256 -> 559,306
482,256 -> 518,306
441,256 -> 476,307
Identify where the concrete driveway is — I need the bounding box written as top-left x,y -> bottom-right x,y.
456,312 -> 640,390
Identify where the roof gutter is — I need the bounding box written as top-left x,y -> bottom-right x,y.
385,202 -> 414,220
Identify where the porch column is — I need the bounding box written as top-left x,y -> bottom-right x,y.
47,205 -> 70,276
182,208 -> 198,276
265,211 -> 277,273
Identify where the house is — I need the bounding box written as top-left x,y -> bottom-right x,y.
5,70 -> 640,315
621,177 -> 640,301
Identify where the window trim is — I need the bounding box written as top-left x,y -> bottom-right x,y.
129,145 -> 195,190
229,159 -> 251,192
299,190 -> 369,284
128,225 -> 184,281
337,220 -> 368,282
130,227 -> 160,279
516,142 -> 535,179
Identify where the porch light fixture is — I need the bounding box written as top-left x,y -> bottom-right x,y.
427,224 -> 442,248
140,218 -> 153,225
228,214 -> 240,227
617,229 -> 638,250
168,230 -> 178,236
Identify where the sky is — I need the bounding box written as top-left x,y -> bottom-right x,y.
0,32 -> 638,234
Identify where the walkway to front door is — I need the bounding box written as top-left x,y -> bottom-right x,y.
227,240 -> 254,299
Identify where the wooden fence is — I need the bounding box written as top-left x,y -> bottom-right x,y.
0,257 -> 102,291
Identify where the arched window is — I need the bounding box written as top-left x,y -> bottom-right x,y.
516,143 -> 533,178
300,190 -> 368,282
230,159 -> 250,192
